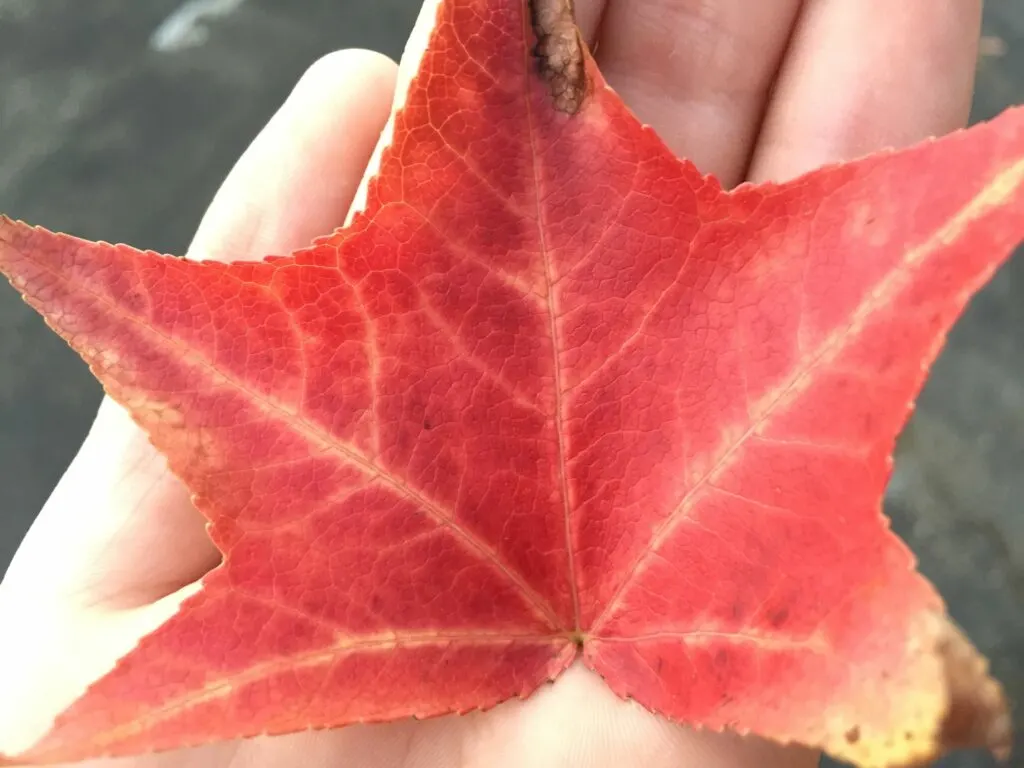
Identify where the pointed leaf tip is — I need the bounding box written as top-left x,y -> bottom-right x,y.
935,619 -> 1012,761
812,613 -> 1012,768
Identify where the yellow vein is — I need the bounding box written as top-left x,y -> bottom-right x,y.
590,157 -> 1024,632
83,629 -> 573,752
521,11 -> 580,632
23,248 -> 563,631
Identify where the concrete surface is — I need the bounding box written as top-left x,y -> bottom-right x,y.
0,2 -> 1021,766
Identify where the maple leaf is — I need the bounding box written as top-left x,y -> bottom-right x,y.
0,0 -> 1022,766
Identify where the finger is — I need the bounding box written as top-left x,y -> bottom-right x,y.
578,0 -> 804,187
748,0 -> 983,182
188,49 -> 398,263
0,49 -> 399,612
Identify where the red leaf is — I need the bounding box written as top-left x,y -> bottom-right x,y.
1,0 -> 1021,765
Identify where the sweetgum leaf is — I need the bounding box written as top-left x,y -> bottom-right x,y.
1,0 -> 1022,765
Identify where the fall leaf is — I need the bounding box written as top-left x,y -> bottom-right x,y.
1,0 -> 1022,766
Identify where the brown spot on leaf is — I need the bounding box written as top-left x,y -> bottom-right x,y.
529,0 -> 587,115
845,726 -> 860,744
766,606 -> 789,628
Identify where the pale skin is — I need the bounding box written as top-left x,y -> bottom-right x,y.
0,0 -> 984,766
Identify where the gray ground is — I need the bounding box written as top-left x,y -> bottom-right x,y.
0,2 -> 1021,767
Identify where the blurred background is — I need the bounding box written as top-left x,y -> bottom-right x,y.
0,2 -> 1021,766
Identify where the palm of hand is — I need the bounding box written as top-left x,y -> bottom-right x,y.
0,0 -> 981,766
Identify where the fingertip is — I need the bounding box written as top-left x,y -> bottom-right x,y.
290,48 -> 399,121
188,47 -> 399,263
